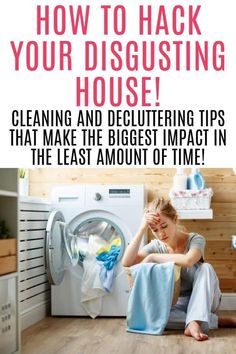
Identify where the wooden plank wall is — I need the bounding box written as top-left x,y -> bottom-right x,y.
29,168 -> 236,293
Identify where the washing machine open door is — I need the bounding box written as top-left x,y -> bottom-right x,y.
45,210 -> 79,285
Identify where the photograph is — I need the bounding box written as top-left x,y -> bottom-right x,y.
1,168 -> 236,354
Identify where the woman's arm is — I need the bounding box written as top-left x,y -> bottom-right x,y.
122,211 -> 161,267
122,222 -> 148,267
142,248 -> 202,268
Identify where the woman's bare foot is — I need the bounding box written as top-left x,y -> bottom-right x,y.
184,321 -> 208,341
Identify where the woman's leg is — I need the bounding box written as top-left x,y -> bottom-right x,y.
184,263 -> 221,340
166,296 -> 188,330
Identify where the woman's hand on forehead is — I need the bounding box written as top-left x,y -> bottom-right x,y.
145,210 -> 161,229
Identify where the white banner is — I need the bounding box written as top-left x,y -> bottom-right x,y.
0,0 -> 235,167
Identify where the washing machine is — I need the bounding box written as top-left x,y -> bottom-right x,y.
45,184 -> 145,316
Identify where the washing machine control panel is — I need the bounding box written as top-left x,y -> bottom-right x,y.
86,185 -> 144,206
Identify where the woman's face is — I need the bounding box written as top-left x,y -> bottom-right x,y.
151,213 -> 177,244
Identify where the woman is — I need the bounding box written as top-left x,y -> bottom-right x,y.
122,196 -> 235,341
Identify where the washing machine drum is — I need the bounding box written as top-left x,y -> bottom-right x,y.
45,210 -> 126,285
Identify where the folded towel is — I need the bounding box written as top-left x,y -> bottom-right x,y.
127,262 -> 175,335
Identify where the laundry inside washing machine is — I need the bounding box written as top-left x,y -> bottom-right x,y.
69,218 -> 122,270
46,210 -> 124,287
51,216 -> 122,268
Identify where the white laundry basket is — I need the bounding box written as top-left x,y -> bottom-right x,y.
169,188 -> 213,210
